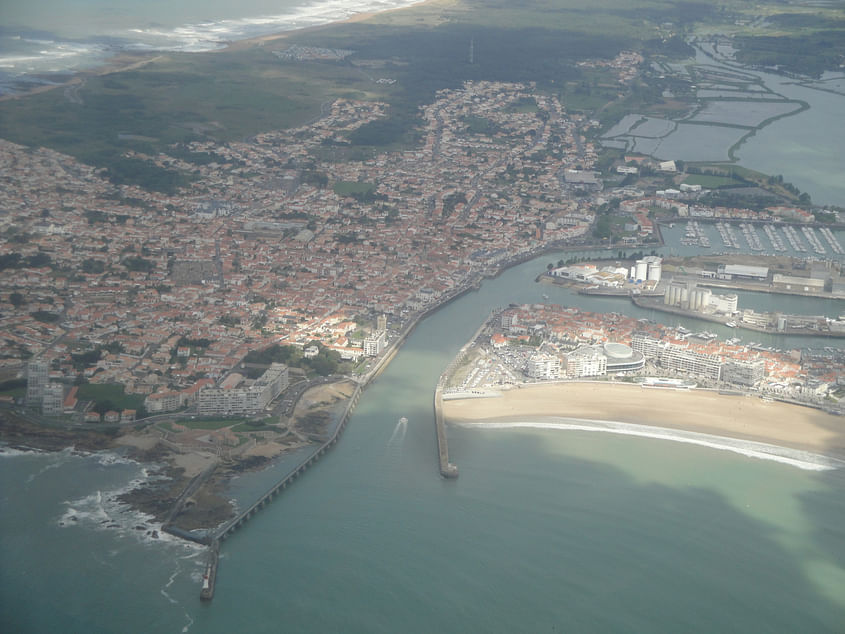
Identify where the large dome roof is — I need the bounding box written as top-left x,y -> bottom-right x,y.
603,342 -> 633,359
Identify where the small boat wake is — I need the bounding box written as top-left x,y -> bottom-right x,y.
388,417 -> 408,448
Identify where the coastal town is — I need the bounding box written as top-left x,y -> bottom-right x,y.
1,79 -> 602,418
443,304 -> 845,409
4,0 -> 845,624
3,65 -> 843,426
2,56 -> 845,502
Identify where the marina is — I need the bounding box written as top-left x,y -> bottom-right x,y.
821,227 -> 845,255
739,223 -> 763,251
802,226 -> 827,255
681,220 -> 711,248
783,225 -> 807,252
664,220 -> 845,261
716,221 -> 741,250
763,224 -> 787,252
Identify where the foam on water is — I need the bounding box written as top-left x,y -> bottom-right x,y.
0,445 -> 45,457
455,417 -> 845,471
0,0 -> 423,94
120,0 -> 421,52
53,451 -> 200,547
0,36 -> 110,72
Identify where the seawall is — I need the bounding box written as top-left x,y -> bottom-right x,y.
434,386 -> 458,478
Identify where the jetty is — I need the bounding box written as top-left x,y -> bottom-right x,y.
434,386 -> 458,478
215,385 -> 360,542
431,309 -> 504,478
200,539 -> 219,601
193,384 -> 361,600
160,462 -> 218,543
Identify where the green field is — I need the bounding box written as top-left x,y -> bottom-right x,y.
230,421 -> 282,433
175,418 -> 243,430
0,0 -> 700,171
76,383 -> 145,412
0,49 -> 385,190
333,181 -> 377,196
0,0 -> 838,190
682,174 -> 744,188
0,379 -> 26,399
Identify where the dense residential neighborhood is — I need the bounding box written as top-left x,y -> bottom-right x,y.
1,69 -> 841,419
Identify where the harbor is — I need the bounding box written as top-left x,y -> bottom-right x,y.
665,219 -> 845,259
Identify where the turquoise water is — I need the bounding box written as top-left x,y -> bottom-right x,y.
3,250 -> 845,632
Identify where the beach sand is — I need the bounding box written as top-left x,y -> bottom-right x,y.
1,0 -> 441,101
222,0 -> 443,52
443,382 -> 845,458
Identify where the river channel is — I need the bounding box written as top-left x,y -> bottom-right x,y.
3,240 -> 845,632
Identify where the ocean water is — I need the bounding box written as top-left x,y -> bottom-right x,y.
2,3 -> 845,628
0,0 -> 421,94
3,249 -> 845,632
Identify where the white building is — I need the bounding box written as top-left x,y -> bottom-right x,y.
526,354 -> 561,380
41,382 -> 65,416
26,359 -> 49,407
659,344 -> 722,381
631,333 -> 663,360
145,390 -> 183,414
198,363 -> 289,416
632,256 -> 662,282
364,331 -> 387,357
632,334 -> 722,381
565,346 -> 607,378
721,359 -> 766,387
664,282 -> 736,314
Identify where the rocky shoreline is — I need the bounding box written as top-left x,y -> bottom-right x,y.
0,382 -> 350,535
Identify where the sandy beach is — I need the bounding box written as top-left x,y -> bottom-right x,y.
222,0 -> 442,52
1,0 -> 440,101
443,382 -> 845,458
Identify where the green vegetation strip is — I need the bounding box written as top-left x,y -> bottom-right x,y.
175,418 -> 242,430
682,174 -> 743,188
76,383 -> 145,412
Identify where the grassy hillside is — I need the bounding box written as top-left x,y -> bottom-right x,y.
2,0 -> 830,190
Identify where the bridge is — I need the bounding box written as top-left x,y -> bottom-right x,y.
212,384 -> 361,542
190,384 -> 361,600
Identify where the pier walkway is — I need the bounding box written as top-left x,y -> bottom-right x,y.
194,384 -> 361,600
432,308 -> 502,479
214,384 -> 361,542
434,386 -> 458,478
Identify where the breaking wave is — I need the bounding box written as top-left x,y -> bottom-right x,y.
0,0 -> 423,88
454,418 -> 845,471
55,452 -> 201,548
0,445 -> 45,457
124,0 -> 422,52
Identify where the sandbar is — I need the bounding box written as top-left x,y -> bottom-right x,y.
442,382 -> 845,458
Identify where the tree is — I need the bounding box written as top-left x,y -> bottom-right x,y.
219,315 -> 240,328
93,399 -> 116,415
9,292 -> 24,307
